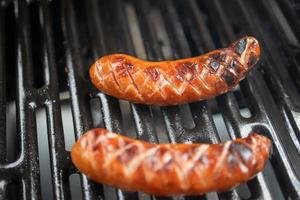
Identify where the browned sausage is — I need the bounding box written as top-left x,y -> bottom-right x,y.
71,128 -> 271,196
89,36 -> 260,105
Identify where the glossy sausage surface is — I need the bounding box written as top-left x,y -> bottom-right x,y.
90,36 -> 260,105
71,128 -> 271,196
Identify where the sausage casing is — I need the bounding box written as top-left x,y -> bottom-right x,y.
89,36 -> 260,105
71,128 -> 271,196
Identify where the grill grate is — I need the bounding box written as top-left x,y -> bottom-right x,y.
0,0 -> 300,199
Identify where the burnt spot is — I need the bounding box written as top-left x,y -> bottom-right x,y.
230,59 -> 238,69
157,147 -> 168,155
144,67 -> 160,81
211,53 -> 220,60
235,38 -> 247,55
114,56 -> 126,63
117,145 -> 139,163
121,140 -> 131,147
124,62 -> 133,71
222,71 -> 236,86
211,53 -> 226,62
182,62 -> 194,69
115,64 -> 128,77
113,56 -> 134,77
210,61 -> 220,71
230,59 -> 242,74
227,154 -> 238,166
245,137 -> 253,145
229,142 -> 253,164
248,53 -> 259,67
124,145 -> 139,158
198,154 -> 209,165
183,146 -> 200,160
176,62 -> 196,81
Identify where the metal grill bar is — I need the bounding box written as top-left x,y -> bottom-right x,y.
214,1 -> 300,199
207,0 -> 300,199
15,0 -> 40,199
60,0 -> 105,199
0,1 -> 6,164
0,2 -> 7,200
194,1 -> 276,199
0,0 -> 300,200
39,0 -> 70,199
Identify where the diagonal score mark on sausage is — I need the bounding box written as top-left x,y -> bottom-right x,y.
108,60 -> 123,93
123,63 -> 145,101
71,128 -> 271,196
89,36 -> 261,105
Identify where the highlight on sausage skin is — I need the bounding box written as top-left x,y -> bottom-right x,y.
71,128 -> 271,196
89,36 -> 260,105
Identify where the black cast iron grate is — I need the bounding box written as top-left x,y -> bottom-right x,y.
0,0 -> 300,199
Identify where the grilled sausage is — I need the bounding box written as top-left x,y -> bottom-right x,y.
89,36 -> 260,105
71,128 -> 271,196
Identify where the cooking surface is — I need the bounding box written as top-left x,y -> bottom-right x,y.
1,0 -> 300,199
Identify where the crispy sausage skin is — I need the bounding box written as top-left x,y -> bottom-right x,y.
89,36 -> 260,105
71,128 -> 271,196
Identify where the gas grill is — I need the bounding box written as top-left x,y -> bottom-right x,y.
1,0 -> 300,199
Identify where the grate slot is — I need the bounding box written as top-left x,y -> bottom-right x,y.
7,181 -> 21,200
28,1 -> 45,88
89,98 -> 103,129
125,2 -> 147,60
6,101 -> 17,163
61,101 -> 75,151
179,105 -> 196,130
69,174 -> 83,200
0,2 -> 7,164
49,0 -> 68,93
36,107 -> 54,200
4,1 -> 18,166
185,195 -> 206,200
